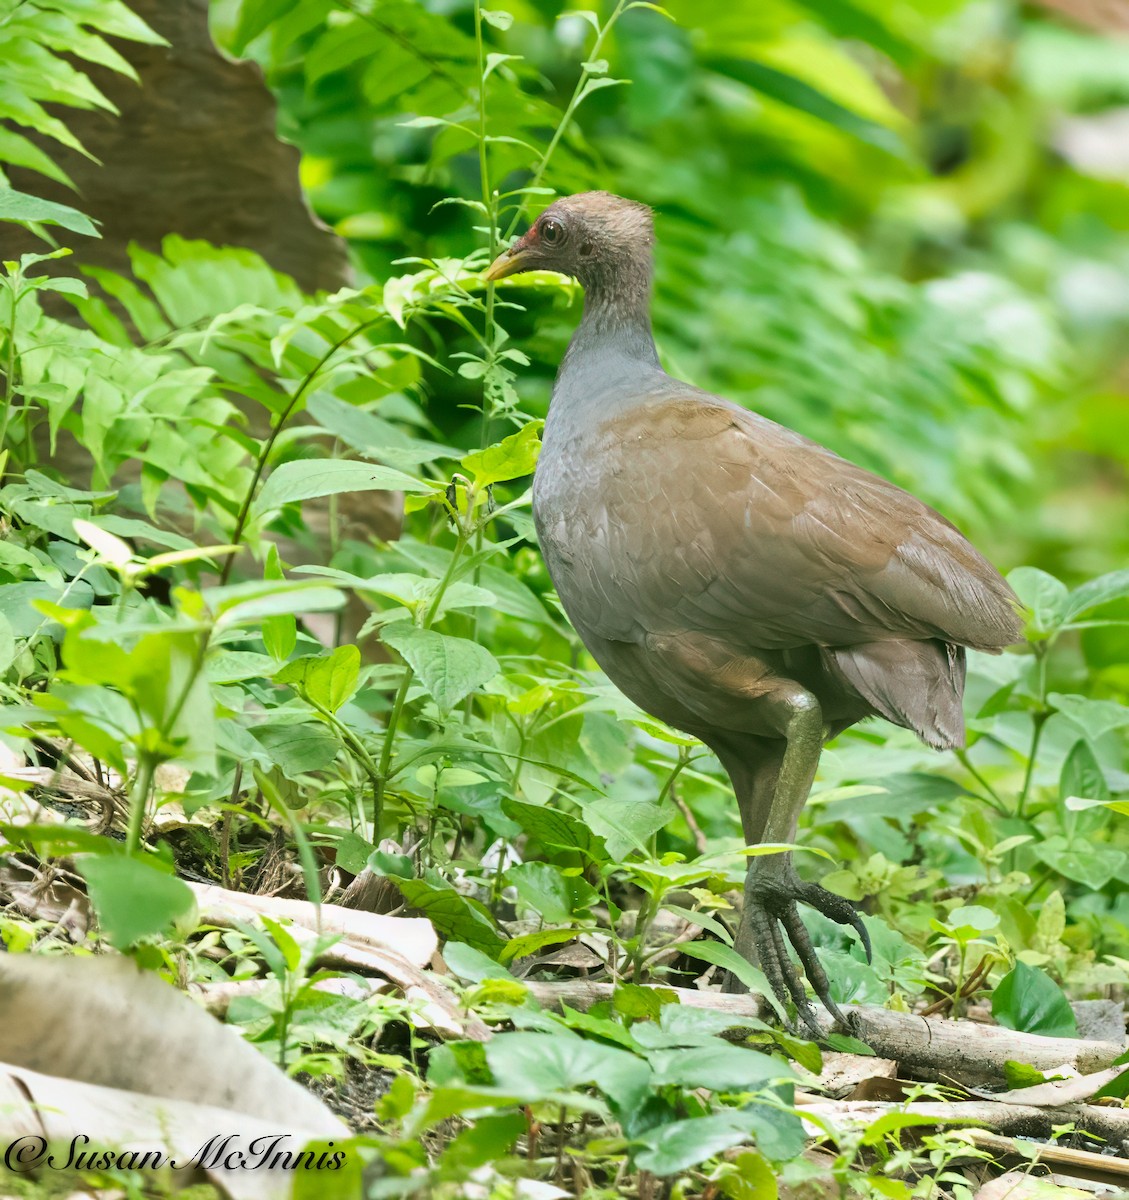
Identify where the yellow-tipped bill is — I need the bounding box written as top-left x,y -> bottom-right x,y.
484,246 -> 531,281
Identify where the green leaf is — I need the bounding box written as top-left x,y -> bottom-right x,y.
1066,569 -> 1129,621
500,927 -> 578,962
1050,693 -> 1129,742
460,421 -> 542,487
394,879 -> 504,956
1060,739 -> 1110,804
76,855 -> 197,950
483,1031 -> 651,1116
1034,836 -> 1126,891
992,961 -> 1077,1038
380,624 -> 499,714
441,1111 -> 525,1171
633,1111 -> 757,1176
678,943 -> 786,1020
505,861 -> 597,923
0,187 -> 98,236
251,721 -> 341,774
481,9 -> 514,31
715,1150 -> 779,1200
277,645 -> 361,714
501,798 -> 609,863
1008,567 -> 1070,637
578,796 -> 673,859
444,942 -> 518,983
252,459 -> 432,518
649,1042 -> 793,1092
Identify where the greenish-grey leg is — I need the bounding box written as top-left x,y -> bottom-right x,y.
731,687 -> 870,1033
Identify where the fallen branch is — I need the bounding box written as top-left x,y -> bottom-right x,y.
797,1098 -> 1129,1157
965,1130 -> 1129,1189
822,1007 -> 1125,1086
524,979 -> 768,1020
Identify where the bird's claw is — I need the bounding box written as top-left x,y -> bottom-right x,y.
734,875 -> 870,1038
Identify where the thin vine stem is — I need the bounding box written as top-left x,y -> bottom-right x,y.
502,0 -> 630,240
219,315 -> 385,584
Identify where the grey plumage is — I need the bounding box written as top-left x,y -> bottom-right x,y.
486,191 -> 1022,1027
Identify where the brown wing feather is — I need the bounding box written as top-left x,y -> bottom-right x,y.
537,392 -> 1022,657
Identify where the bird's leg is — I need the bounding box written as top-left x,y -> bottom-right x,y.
729,688 -> 870,1035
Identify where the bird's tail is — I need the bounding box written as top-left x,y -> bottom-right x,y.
821,639 -> 966,751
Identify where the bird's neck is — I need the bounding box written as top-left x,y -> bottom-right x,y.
566,257 -> 660,370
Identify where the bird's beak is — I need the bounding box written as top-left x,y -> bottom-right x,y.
484,233 -> 534,281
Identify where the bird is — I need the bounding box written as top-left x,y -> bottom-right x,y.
485,191 -> 1023,1030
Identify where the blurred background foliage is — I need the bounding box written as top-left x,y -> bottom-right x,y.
210,0 -> 1129,580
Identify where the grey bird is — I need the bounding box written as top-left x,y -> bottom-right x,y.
485,191 -> 1022,1029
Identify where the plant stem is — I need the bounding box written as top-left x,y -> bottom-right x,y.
954,749 -> 1009,816
219,316 -> 384,584
0,273 -> 20,473
125,751 -> 157,857
1017,710 -> 1049,820
374,531 -> 470,826
502,0 -> 630,240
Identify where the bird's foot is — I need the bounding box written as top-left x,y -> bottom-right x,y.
729,872 -> 871,1039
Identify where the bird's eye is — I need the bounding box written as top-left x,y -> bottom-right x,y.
540,218 -> 563,245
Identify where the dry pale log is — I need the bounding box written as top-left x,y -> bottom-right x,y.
192,889 -> 484,1039
797,1099 -> 1129,1157
972,1067 -> 1127,1108
820,1007 -> 1125,1085
192,976 -> 386,1019
188,881 -> 437,966
524,979 -> 769,1020
967,1132 -> 1129,1190
974,1170 -> 1090,1200
0,1062 -> 342,1200
0,956 -> 344,1136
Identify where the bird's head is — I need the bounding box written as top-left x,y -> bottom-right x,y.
485,191 -> 654,291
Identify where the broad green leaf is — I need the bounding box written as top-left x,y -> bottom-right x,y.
460,421 -> 542,487
0,187 -> 98,236
77,855 -> 197,950
252,459 -> 432,518
1008,567 -> 1069,637
1050,693 -> 1129,742
649,1042 -> 793,1092
679,943 -> 786,1020
251,721 -> 341,774
277,644 -> 361,713
501,798 -> 609,863
715,1149 -> 779,1200
1034,836 -> 1126,891
1060,739 -> 1110,804
483,1031 -> 651,1116
444,942 -> 518,983
1066,569 -> 1129,621
706,57 -> 906,156
633,1111 -> 756,1176
500,927 -> 578,962
992,961 -> 1077,1038
505,861 -> 597,923
381,624 -> 499,714
394,879 -> 504,956
578,797 -> 673,859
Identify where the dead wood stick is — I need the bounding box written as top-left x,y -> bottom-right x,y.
819,1007 -> 1124,1085
525,979 -> 768,1019
797,1098 -> 1129,1155
527,983 -> 1123,1087
965,1128 -> 1129,1187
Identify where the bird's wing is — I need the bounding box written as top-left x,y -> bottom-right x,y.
554,393 -> 1022,652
